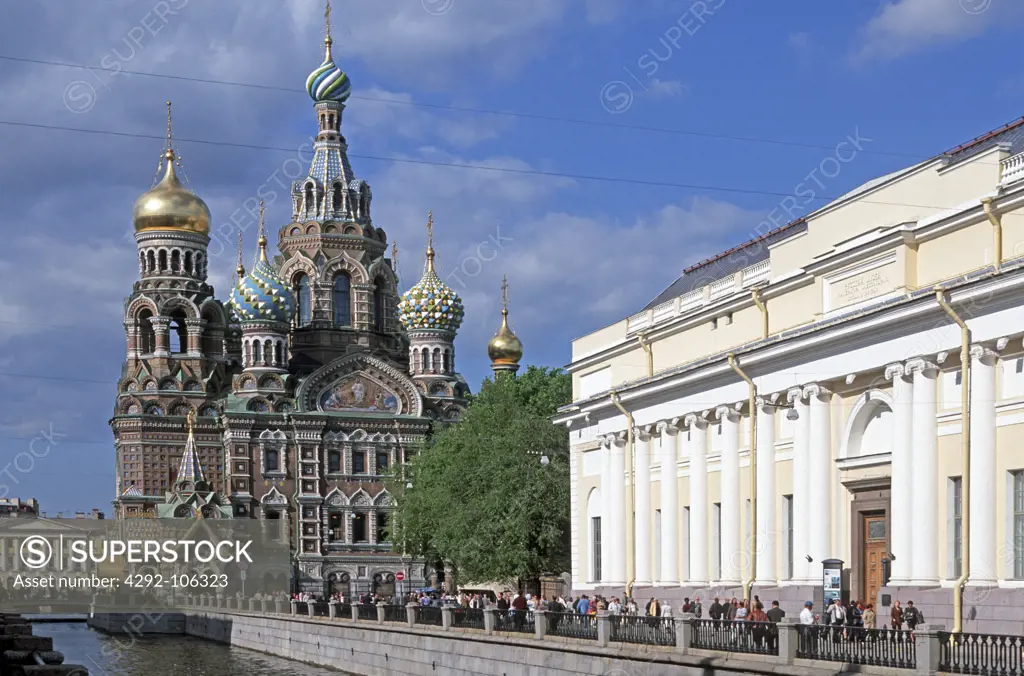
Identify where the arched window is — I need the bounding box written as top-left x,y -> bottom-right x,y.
304,184 -> 314,213
432,348 -> 441,374
443,349 -> 450,373
420,349 -> 428,373
264,339 -> 272,365
147,250 -> 155,272
171,249 -> 180,273
168,310 -> 187,354
373,279 -> 385,331
158,249 -> 167,271
184,251 -> 193,275
333,274 -> 351,327
297,274 -> 311,326
252,339 -> 261,364
195,254 -> 204,278
138,309 -> 155,354
275,341 -> 283,366
328,114 -> 335,129
244,340 -> 251,366
266,449 -> 279,472
332,183 -> 342,211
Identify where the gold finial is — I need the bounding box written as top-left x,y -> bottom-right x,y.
236,228 -> 245,277
257,200 -> 268,262
165,100 -> 173,151
425,211 -> 435,273
324,0 -> 334,56
187,407 -> 196,434
501,274 -> 510,317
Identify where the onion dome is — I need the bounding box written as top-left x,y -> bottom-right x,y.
227,206 -> 295,324
305,3 -> 351,103
133,148 -> 211,235
488,276 -> 523,373
398,213 -> 464,333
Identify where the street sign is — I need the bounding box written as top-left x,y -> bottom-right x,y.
238,562 -> 249,571
395,571 -> 405,582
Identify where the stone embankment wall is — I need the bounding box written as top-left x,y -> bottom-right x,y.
0,613 -> 88,676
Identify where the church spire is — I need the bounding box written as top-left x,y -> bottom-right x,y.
175,409 -> 207,491
488,275 -> 523,376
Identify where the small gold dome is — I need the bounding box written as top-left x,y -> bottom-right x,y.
133,150 -> 211,235
488,309 -> 523,367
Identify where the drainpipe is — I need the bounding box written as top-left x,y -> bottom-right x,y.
981,198 -> 1002,272
751,288 -> 768,339
935,288 -> 970,635
610,391 -> 636,602
637,333 -> 653,378
727,354 -> 757,605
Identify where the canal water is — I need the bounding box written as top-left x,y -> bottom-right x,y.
34,622 -> 357,676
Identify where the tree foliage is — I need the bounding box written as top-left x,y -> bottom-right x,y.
391,366 -> 571,585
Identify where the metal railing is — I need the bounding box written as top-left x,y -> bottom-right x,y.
451,608 -> 485,630
493,609 -> 534,634
311,602 -> 330,617
691,619 -> 778,656
939,631 -> 1024,675
383,605 -> 406,623
797,626 -> 915,669
610,615 -> 676,647
355,604 -> 377,621
416,606 -> 443,627
547,612 -> 597,641
337,602 -> 351,618
293,602 -> 308,615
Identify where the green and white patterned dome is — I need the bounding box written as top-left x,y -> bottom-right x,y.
398,214 -> 464,333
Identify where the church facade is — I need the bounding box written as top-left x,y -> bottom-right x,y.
556,116 -> 1024,634
109,7 -> 482,597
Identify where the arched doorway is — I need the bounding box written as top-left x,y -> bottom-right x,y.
328,571 -> 351,600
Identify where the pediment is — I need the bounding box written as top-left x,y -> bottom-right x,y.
295,354 -> 421,417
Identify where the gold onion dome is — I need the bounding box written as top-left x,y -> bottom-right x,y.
488,276 -> 523,367
133,149 -> 211,235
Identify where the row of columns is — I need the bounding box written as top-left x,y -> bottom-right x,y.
127,317 -> 208,358
599,381 -> 836,587
597,343 -> 1004,588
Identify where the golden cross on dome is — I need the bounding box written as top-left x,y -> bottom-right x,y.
392,240 -> 399,282
257,200 -> 268,261
324,0 -> 333,50
501,275 -> 509,315
236,227 -> 244,278
425,211 -> 435,273
187,407 -> 196,432
165,100 -> 173,149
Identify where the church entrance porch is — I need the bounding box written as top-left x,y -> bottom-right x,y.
846,481 -> 890,608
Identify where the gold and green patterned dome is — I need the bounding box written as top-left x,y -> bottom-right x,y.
398,214 -> 464,333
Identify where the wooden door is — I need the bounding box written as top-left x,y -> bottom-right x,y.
863,515 -> 887,605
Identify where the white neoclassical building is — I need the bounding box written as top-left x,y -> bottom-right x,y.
555,117 -> 1024,634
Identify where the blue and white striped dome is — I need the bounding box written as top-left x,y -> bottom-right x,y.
228,246 -> 295,324
306,54 -> 351,103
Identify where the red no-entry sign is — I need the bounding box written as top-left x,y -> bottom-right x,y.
395,571 -> 405,581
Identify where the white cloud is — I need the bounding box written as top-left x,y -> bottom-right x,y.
852,0 -> 998,63
645,78 -> 688,100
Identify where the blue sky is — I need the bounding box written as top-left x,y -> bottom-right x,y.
0,0 -> 1020,514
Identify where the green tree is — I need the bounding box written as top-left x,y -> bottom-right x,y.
391,366 -> 571,587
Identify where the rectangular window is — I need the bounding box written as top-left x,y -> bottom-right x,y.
713,502 -> 722,581
353,452 -> 366,475
951,476 -> 963,578
376,512 -> 390,543
591,516 -> 602,582
783,495 -> 794,580
1014,471 -> 1024,579
682,506 -> 691,581
376,452 -> 390,475
654,509 -> 662,582
353,513 -> 367,542
328,450 -> 341,473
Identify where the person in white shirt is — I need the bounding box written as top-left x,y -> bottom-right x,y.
661,601 -> 673,618
607,598 -> 622,615
800,601 -> 816,625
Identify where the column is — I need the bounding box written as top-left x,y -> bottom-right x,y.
755,397 -> 777,583
718,406 -> 741,584
887,363 -> 913,584
125,323 -> 140,359
185,318 -> 205,358
607,434 -> 627,585
635,427 -> 653,586
788,387 -> 810,582
658,421 -> 680,585
686,414 -> 709,584
805,384 -> 832,568
150,316 -> 170,357
908,358 -> 939,584
969,346 -> 997,585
